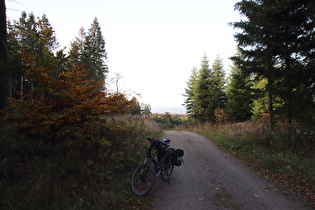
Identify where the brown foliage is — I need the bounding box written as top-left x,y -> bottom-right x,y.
4,54 -> 130,142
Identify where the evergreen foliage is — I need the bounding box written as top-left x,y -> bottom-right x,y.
183,55 -> 226,122
68,18 -> 108,91
226,58 -> 253,122
183,66 -> 199,118
231,0 -> 315,126
6,12 -> 59,99
196,55 -> 213,121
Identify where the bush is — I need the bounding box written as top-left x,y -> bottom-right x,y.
151,112 -> 188,128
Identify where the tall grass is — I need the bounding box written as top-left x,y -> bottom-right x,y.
0,115 -> 160,209
182,121 -> 315,207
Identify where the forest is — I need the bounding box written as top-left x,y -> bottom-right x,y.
0,0 -> 314,208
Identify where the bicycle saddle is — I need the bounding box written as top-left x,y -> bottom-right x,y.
162,138 -> 171,144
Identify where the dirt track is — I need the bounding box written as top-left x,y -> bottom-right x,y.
151,130 -> 311,210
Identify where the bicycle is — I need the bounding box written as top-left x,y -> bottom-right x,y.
131,137 -> 183,196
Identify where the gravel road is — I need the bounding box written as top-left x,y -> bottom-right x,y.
151,130 -> 311,210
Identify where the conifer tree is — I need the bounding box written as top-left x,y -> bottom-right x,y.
82,18 -> 108,90
210,55 -> 226,110
196,55 -> 213,121
232,0 -> 315,126
68,18 -> 108,91
68,27 -> 85,69
7,12 -> 59,98
183,66 -> 199,118
226,59 -> 253,122
184,55 -> 226,122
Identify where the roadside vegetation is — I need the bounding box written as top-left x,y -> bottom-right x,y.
151,112 -> 188,129
0,116 -> 160,209
177,120 -> 315,207
150,112 -> 315,207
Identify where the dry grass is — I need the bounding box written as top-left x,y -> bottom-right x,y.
0,115 -> 161,209
181,121 -> 315,207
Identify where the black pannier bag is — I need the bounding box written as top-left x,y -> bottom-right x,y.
170,149 -> 184,166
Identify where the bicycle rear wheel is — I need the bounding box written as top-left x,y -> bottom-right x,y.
160,154 -> 174,181
131,163 -> 155,196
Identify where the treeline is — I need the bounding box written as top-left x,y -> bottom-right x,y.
183,0 -> 315,129
0,12 -> 152,141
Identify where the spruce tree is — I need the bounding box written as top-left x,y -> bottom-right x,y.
68,27 -> 85,70
226,59 -> 253,122
82,18 -> 108,90
183,66 -> 199,119
210,55 -> 226,110
68,18 -> 108,91
184,55 -> 226,122
232,0 -> 315,126
196,55 -> 213,122
7,12 -> 59,98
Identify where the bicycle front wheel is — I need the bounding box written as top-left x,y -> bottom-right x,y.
160,154 -> 174,181
131,163 -> 155,196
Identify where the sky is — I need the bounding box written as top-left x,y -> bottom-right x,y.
6,0 -> 241,113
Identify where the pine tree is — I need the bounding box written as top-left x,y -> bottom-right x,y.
68,27 -> 85,68
82,18 -> 108,90
184,55 -> 226,122
68,18 -> 108,91
196,55 -> 213,121
226,58 -> 253,122
7,12 -> 59,99
210,55 -> 226,110
183,66 -> 199,118
232,0 -> 315,126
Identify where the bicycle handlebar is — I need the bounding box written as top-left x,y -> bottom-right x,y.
146,137 -> 155,143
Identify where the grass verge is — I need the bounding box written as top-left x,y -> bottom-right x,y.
184,122 -> 315,208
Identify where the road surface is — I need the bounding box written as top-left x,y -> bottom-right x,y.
152,130 -> 311,210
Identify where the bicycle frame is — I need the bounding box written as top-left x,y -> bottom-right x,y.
143,141 -> 161,175
131,137 -> 175,196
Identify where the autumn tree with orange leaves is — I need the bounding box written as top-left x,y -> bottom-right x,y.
3,12 -> 136,144
5,54 -> 130,142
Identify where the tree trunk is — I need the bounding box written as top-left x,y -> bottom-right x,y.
267,78 -> 275,131
0,0 -> 9,109
0,0 -> 6,55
